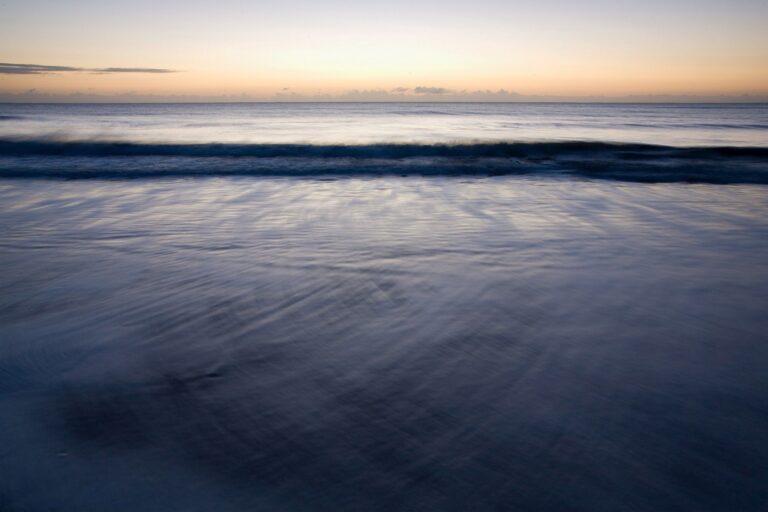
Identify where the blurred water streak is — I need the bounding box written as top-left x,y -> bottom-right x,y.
0,177 -> 767,511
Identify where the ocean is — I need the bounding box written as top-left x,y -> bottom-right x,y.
1,103 -> 767,511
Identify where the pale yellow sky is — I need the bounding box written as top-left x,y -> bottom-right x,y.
2,0 -> 767,100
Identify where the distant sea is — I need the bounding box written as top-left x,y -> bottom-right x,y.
0,102 -> 767,181
1,103 -> 767,511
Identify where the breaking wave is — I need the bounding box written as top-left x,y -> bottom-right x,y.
1,138 -> 767,183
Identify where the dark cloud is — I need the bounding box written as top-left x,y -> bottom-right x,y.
414,86 -> 451,94
0,62 -> 178,75
94,67 -> 177,74
0,63 -> 83,74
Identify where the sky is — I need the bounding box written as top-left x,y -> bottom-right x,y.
1,0 -> 767,101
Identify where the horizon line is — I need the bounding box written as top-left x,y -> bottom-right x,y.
2,100 -> 768,105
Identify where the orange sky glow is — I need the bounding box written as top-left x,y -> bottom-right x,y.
2,0 -> 767,101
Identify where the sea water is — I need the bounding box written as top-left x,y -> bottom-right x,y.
1,103 -> 767,511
